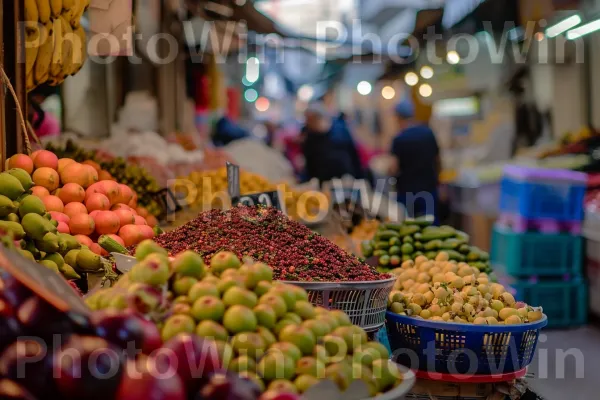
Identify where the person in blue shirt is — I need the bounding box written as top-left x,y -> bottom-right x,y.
390,100 -> 441,222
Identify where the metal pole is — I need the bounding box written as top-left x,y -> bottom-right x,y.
1,0 -> 27,162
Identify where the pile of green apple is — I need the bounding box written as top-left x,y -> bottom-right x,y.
86,241 -> 403,397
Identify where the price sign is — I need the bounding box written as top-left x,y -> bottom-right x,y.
226,162 -> 241,198
0,246 -> 90,316
232,191 -> 285,213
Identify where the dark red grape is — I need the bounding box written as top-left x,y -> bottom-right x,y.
196,371 -> 261,400
154,334 -> 221,393
0,339 -> 58,399
92,309 -> 160,357
52,335 -> 124,400
115,358 -> 186,400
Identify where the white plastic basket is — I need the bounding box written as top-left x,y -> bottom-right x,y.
281,277 -> 396,332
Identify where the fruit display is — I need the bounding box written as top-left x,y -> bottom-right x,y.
149,206 -> 385,282
24,0 -> 88,91
5,151 -> 157,257
185,168 -> 328,223
0,266 -> 263,400
46,140 -> 163,218
0,161 -> 114,280
386,253 -> 543,325
362,219 -> 492,274
88,241 -> 405,396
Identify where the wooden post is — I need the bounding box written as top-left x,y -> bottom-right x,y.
1,0 -> 27,164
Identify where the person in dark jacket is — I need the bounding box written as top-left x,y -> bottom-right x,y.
302,103 -> 363,184
390,99 -> 441,221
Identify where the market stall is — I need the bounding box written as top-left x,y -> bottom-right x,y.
0,2 -> 558,400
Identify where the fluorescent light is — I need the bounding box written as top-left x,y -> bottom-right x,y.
567,18 -> 600,40
245,57 -> 260,83
546,15 -> 581,38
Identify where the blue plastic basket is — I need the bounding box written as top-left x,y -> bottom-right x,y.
491,225 -> 583,277
511,278 -> 587,328
385,312 -> 548,375
499,169 -> 586,221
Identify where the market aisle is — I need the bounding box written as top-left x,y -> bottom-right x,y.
528,326 -> 600,400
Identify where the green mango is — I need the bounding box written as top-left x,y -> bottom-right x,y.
21,213 -> 56,240
43,253 -> 65,269
59,263 -> 81,280
0,221 -> 26,239
18,195 -> 46,218
6,168 -> 33,190
35,232 -> 60,253
0,195 -> 18,217
0,173 -> 25,200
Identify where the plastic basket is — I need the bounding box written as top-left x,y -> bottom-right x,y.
385,312 -> 548,375
511,278 -> 587,328
491,225 -> 583,277
499,166 -> 586,221
282,278 -> 396,332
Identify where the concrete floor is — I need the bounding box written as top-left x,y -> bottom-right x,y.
528,326 -> 600,400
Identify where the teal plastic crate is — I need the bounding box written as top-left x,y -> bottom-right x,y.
491,225 -> 583,277
512,278 -> 587,328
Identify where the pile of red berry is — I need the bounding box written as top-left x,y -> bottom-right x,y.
152,207 -> 385,282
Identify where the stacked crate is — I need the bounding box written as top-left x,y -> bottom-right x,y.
491,166 -> 588,328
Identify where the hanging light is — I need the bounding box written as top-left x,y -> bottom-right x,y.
404,72 -> 419,86
255,97 -> 270,112
357,81 -> 372,95
244,89 -> 258,102
420,66 -> 434,79
446,51 -> 460,64
297,85 -> 314,102
381,86 -> 396,100
419,84 -> 433,98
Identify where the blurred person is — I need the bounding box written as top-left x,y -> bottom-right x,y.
212,114 -> 249,147
301,103 -> 364,184
28,85 -> 61,140
389,99 -> 441,221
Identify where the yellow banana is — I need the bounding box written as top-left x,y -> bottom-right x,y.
33,22 -> 54,86
50,0 -> 62,18
25,25 -> 41,76
56,16 -> 74,82
69,0 -> 84,28
27,72 -> 35,92
63,0 -> 75,10
49,17 -> 63,78
70,24 -> 86,75
24,0 -> 39,22
35,0 -> 51,24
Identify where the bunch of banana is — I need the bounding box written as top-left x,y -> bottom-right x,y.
24,0 -> 90,91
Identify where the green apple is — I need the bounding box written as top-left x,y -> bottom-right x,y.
278,325 -> 316,356
223,305 -> 257,334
